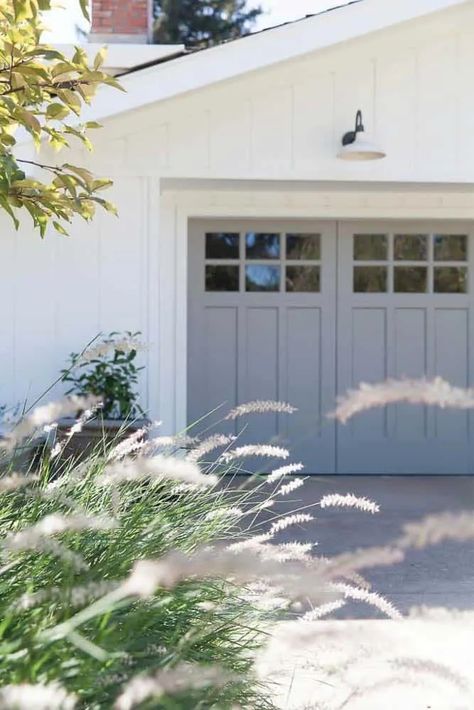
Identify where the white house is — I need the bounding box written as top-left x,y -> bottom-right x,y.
3,0 -> 474,474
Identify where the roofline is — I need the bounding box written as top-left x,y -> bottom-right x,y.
55,42 -> 186,72
78,0 -> 472,123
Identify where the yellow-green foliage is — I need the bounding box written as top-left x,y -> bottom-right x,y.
0,0 -> 118,236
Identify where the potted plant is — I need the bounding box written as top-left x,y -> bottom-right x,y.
57,331 -> 149,459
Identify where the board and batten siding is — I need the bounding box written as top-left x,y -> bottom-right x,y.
2,1 -> 474,422
0,178 -> 151,409
74,1 -> 474,183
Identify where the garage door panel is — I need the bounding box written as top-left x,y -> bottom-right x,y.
243,307 -> 279,444
203,306 -> 238,430
350,308 -> 388,441
394,308 -> 427,441
190,219 -> 474,475
338,221 -> 474,474
287,307 -> 322,465
188,220 -> 336,473
434,308 -> 469,442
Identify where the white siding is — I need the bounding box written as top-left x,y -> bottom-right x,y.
3,1 -> 474,422
0,178 -> 150,411
75,2 -> 474,183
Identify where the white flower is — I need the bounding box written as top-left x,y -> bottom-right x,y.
1,395 -> 100,451
269,513 -> 314,535
276,478 -> 304,497
0,473 -> 38,493
227,534 -> 273,552
0,682 -> 76,709
221,445 -> 289,463
98,455 -> 217,488
398,511 -> 474,549
224,400 -> 297,420
332,376 -> 474,423
114,663 -> 228,710
319,493 -> 380,514
120,548 -> 335,607
108,426 -> 150,462
186,434 -> 236,463
266,462 -> 304,483
332,582 -> 402,619
205,507 -> 243,521
255,542 -> 315,562
51,405 -> 101,459
4,513 -> 115,570
80,336 -> 146,364
300,599 -> 346,621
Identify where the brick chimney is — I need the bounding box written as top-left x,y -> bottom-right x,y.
90,0 -> 153,44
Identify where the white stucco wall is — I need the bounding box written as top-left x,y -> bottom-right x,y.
2,1 -> 474,425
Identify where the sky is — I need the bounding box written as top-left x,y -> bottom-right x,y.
43,1 -> 350,43
254,0 -> 348,31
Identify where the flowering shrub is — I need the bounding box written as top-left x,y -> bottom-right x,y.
61,333 -> 145,420
0,393 -> 472,707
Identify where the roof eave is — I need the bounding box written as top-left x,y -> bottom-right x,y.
60,0 -> 474,123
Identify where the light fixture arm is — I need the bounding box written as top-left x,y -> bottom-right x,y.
342,109 -> 365,146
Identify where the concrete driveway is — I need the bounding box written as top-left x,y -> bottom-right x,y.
254,476 -> 474,708
267,475 -> 474,616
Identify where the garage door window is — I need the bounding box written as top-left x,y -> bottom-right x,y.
205,231 -> 321,293
353,233 -> 468,294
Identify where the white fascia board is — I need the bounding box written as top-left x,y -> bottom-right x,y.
77,0 -> 470,123
54,43 -> 185,71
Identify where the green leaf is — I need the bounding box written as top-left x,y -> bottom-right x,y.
79,0 -> 90,21
0,134 -> 17,147
52,61 -> 76,78
12,178 -> 43,189
72,46 -> 88,66
93,48 -> 107,70
0,1 -> 120,237
13,0 -> 33,21
26,48 -> 64,61
15,63 -> 50,80
63,163 -> 94,184
46,103 -> 70,120
14,107 -> 41,136
90,178 -> 113,192
56,89 -> 82,115
104,75 -> 126,92
0,195 -> 19,229
53,220 -> 69,236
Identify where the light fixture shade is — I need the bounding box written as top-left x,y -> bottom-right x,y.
337,131 -> 386,161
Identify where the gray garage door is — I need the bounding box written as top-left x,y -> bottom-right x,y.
188,220 -> 474,473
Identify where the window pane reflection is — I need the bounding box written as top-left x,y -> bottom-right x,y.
353,266 -> 387,293
205,232 -> 240,259
434,267 -> 468,293
245,265 -> 280,292
286,266 -> 320,292
246,233 -> 280,259
205,265 -> 239,292
394,235 -> 428,261
394,266 -> 427,293
434,235 -> 467,262
354,234 -> 388,261
286,233 -> 320,260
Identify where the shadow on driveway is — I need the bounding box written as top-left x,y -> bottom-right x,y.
228,475 -> 474,617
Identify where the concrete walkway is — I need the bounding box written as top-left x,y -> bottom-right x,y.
255,476 -> 474,708
258,614 -> 474,709
268,475 -> 474,616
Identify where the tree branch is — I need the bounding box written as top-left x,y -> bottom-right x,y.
16,158 -> 63,174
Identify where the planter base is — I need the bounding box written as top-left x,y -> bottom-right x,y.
54,418 -> 149,462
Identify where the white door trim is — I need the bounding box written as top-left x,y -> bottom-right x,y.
157,183 -> 474,436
